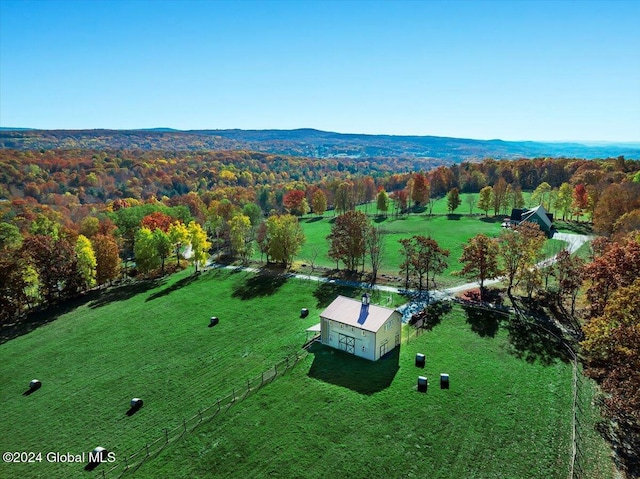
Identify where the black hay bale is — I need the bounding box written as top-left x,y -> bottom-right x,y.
440,373 -> 450,389
417,376 -> 428,393
300,308 -> 309,318
126,398 -> 144,416
415,353 -> 425,368
84,447 -> 107,471
23,379 -> 41,396
209,316 -> 219,327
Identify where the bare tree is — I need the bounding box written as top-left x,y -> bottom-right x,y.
366,226 -> 385,285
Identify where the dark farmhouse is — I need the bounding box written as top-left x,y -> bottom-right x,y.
508,205 -> 554,236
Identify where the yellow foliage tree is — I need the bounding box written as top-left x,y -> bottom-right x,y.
75,234 -> 97,289
187,221 -> 211,272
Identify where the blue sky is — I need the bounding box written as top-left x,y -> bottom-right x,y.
1,0 -> 639,141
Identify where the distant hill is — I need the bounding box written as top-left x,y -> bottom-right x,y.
1,128 -> 638,161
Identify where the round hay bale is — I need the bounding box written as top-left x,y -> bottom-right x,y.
209,316 -> 219,327
29,379 -> 41,390
131,397 -> 143,409
91,447 -> 107,463
300,308 -> 309,318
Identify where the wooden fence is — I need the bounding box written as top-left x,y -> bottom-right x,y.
95,349 -> 309,478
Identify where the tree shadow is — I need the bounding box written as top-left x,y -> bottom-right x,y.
313,282 -> 363,308
461,288 -> 504,306
479,216 -> 503,224
373,216 -> 388,223
462,304 -> 502,338
89,280 -> 163,308
231,272 -> 288,300
146,274 -> 200,302
409,301 -> 452,330
446,214 -> 462,220
304,217 -> 324,223
0,280 -> 163,344
504,315 -> 570,365
553,221 -> 593,235
307,342 -> 400,395
1,302 -> 76,345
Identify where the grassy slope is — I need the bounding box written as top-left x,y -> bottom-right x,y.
0,269 -> 374,478
138,307 -> 580,479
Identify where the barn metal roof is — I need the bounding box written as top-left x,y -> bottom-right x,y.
320,295 -> 400,333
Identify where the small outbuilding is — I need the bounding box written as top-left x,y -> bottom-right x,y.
319,295 -> 401,361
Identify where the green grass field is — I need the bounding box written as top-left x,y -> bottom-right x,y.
290,208 -> 568,288
295,214 -> 504,284
135,305 -> 609,479
0,268 -> 612,479
0,268 -> 380,478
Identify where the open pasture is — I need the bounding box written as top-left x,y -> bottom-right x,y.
295,210 -> 567,287
0,269 -> 612,478
136,305 -> 596,479
0,268 -> 380,478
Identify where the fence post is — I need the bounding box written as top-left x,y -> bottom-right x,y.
164,428 -> 169,443
102,471 -> 106,479
247,378 -> 250,393
198,409 -> 203,422
217,398 -> 221,411
146,443 -> 150,457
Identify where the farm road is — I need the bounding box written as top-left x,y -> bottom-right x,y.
435,232 -> 591,296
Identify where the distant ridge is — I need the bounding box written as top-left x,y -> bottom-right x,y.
1,128 -> 638,160
135,127 -> 180,132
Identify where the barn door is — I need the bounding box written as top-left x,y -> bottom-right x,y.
338,334 -> 355,354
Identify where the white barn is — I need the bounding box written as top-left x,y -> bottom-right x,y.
319,295 -> 402,361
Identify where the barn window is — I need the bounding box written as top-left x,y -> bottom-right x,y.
362,346 -> 366,352
361,330 -> 366,336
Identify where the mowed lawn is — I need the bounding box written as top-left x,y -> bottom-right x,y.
137,306 -> 582,479
0,268 -> 375,479
291,210 -> 567,287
